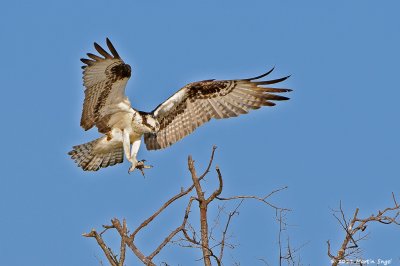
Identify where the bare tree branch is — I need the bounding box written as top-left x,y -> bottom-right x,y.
112,218 -> 155,266
216,185 -> 289,211
218,200 -> 243,262
130,146 -> 218,241
327,193 -> 400,266
148,196 -> 195,260
84,146 -> 288,265
187,154 -> 212,266
82,229 -> 119,266
118,220 -> 127,266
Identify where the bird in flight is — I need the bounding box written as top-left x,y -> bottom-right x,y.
69,38 -> 292,174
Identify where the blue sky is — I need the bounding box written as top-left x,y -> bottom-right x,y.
1,0 -> 399,265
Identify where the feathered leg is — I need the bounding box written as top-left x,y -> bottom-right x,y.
124,135 -> 152,175
122,129 -> 133,163
130,138 -> 141,160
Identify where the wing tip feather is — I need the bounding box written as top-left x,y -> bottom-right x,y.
87,52 -> 104,61
80,58 -> 95,65
81,39 -> 124,68
243,67 -> 275,81
106,38 -> 121,59
255,75 -> 291,86
94,41 -> 113,59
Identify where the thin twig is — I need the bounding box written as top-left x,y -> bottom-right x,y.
216,185 -> 289,211
327,193 -> 400,266
219,200 -> 243,262
148,197 -> 195,260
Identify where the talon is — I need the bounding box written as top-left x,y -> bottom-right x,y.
128,166 -> 134,174
128,160 -> 153,176
139,168 -> 146,177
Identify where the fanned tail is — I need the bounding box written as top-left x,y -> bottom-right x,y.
68,137 -> 124,171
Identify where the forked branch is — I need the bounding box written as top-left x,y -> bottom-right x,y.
327,193 -> 400,266
84,146 -> 288,265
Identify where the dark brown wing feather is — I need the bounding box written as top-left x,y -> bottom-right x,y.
144,68 -> 291,150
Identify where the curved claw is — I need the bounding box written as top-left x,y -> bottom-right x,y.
128,165 -> 135,174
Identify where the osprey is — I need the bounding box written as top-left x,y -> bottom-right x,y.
69,39 -> 292,174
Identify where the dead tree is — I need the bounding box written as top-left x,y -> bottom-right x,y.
327,193 -> 400,266
83,146 -> 288,265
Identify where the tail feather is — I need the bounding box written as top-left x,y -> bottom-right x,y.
109,150 -> 117,166
68,137 -> 124,171
101,152 -> 112,168
84,155 -> 102,171
114,149 -> 124,165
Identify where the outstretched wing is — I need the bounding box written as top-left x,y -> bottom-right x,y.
144,68 -> 291,150
80,38 -> 132,133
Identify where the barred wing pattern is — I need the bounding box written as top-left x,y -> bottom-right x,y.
80,38 -> 132,133
144,68 -> 291,150
68,137 -> 124,171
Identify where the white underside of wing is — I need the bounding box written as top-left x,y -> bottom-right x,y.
83,59 -> 121,87
97,77 -> 132,129
100,99 -> 132,118
106,78 -> 130,106
154,88 -> 187,116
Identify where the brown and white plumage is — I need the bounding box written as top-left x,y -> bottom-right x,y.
70,39 -> 140,171
69,38 -> 292,172
144,70 -> 291,150
80,38 -> 132,133
69,137 -> 124,171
